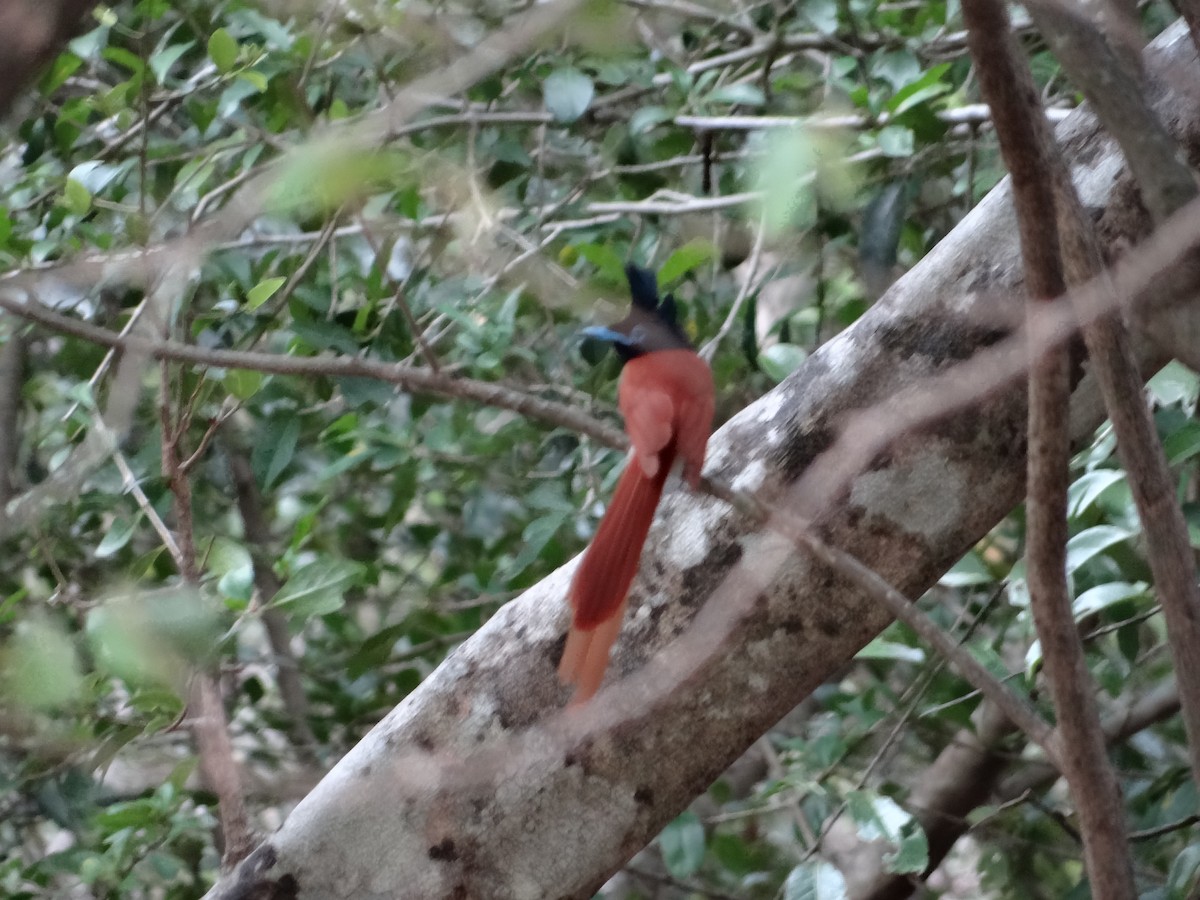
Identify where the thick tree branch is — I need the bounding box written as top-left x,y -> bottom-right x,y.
0,0 -> 97,120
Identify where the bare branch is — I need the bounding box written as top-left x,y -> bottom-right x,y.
963,3 -> 1136,895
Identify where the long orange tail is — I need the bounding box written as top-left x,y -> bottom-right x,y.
559,446 -> 675,702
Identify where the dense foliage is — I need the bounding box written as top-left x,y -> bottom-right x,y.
0,0 -> 1196,897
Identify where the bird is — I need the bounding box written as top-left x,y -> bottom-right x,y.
558,263 -> 715,704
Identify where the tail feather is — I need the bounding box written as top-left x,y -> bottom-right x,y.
558,447 -> 675,700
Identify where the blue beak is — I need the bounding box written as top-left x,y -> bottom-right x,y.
580,325 -> 635,346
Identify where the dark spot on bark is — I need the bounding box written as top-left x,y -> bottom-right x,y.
634,785 -> 654,805
772,420 -> 836,483
816,613 -> 842,637
878,316 -> 1009,365
680,540 -> 743,604
429,838 -> 459,861
782,617 -> 807,635
449,885 -> 469,899
415,732 -> 435,752
252,845 -> 277,870
223,844 -> 299,900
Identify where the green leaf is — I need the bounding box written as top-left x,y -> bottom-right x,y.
543,68 -> 594,122
1148,359 -> 1200,407
887,821 -> 929,874
783,861 -> 848,900
506,512 -> 568,578
1067,469 -> 1125,517
856,637 -> 924,663
96,515 -> 140,558
758,343 -> 808,382
939,551 -> 993,587
629,105 -> 672,134
658,239 -> 716,286
41,52 -> 83,94
574,243 -> 626,284
253,416 -> 301,489
886,63 -> 952,114
208,28 -> 239,74
1072,581 -> 1147,617
149,41 -> 193,84
1166,842 -> 1200,899
238,69 -> 270,93
63,178 -> 92,215
103,46 -> 145,75
1065,525 -> 1135,573
659,811 -> 706,879
1,617 -> 83,709
246,275 -> 287,310
1164,420 -> 1200,464
224,368 -> 263,400
270,558 -> 364,620
877,125 -> 914,158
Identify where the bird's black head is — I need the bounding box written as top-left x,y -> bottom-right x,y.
583,264 -> 694,362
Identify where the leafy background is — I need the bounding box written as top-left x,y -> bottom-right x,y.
0,0 -> 1196,897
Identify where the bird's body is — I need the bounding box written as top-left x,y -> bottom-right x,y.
559,266 -> 714,703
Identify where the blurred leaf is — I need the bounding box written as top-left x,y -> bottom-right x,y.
755,127 -> 857,234
247,275 -> 287,309
706,83 -> 765,106
1,616 -> 83,709
506,511 -> 568,578
64,178 -> 92,215
629,105 -> 672,134
658,239 -> 715,286
1148,360 -> 1200,407
659,811 -> 706,879
877,125 -> 914,157
1164,421 -> 1200,465
543,68 -> 594,122
758,343 -> 807,381
95,515 -> 140,558
208,28 -> 239,73
939,551 -> 993,587
1166,843 -> 1200,899
270,558 -> 364,620
224,368 -> 263,400
87,588 -> 220,687
149,40 -> 193,84
783,861 -> 848,899
253,416 -> 301,489
855,637 -> 924,663
886,63 -> 952,114
575,243 -> 627,284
